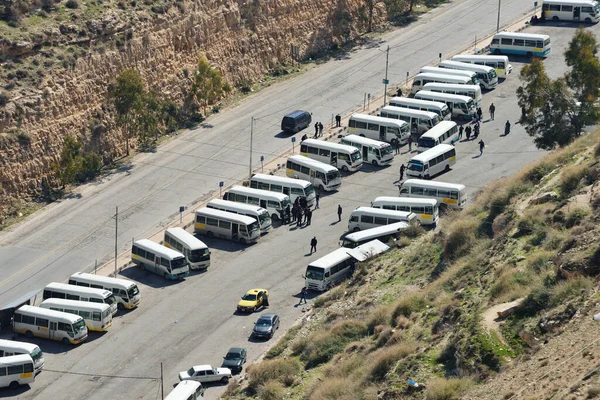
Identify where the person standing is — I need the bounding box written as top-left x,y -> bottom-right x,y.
489,103 -> 496,120
394,140 -> 400,155
310,236 -> 318,254
306,208 -> 313,226
297,207 -> 303,227
337,205 -> 343,222
298,287 -> 308,304
399,164 -> 405,181
285,204 -> 291,224
335,114 -> 341,127
476,107 -> 483,122
318,122 -> 324,136
474,122 -> 480,139
314,122 -> 319,137
466,125 -> 471,141
315,193 -> 320,209
458,125 -> 463,140
408,136 -> 413,152
301,134 -> 307,142
478,139 -> 485,156
504,120 -> 511,136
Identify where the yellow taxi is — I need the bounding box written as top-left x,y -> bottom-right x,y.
237,289 -> 269,313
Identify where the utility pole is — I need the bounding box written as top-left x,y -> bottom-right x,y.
160,362 -> 164,400
249,117 -> 254,180
497,0 -> 501,32
383,45 -> 390,106
114,206 -> 118,277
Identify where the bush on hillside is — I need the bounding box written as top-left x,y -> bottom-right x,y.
443,217 -> 479,259
246,358 -> 300,394
257,380 -> 285,400
518,286 -> 552,316
367,306 -> 392,334
366,342 -> 417,382
564,207 -> 590,228
559,165 -> 589,198
309,377 -> 359,400
391,294 -> 427,322
301,331 -> 347,368
524,161 -> 555,184
330,320 -> 368,340
425,377 -> 474,400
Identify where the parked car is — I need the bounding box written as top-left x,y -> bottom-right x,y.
252,313 -> 280,339
178,364 -> 231,384
221,347 -> 247,374
237,289 -> 269,313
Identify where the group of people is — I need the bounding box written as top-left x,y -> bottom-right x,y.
284,195 -> 314,227
313,122 -> 324,138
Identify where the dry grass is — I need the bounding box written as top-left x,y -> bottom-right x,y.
366,342 -> 417,382
246,358 -> 301,394
391,294 -> 427,323
443,216 -> 480,259
425,377 -> 475,400
257,380 -> 286,400
309,377 -> 360,400
367,305 -> 392,334
559,165 -> 589,198
551,276 -> 594,306
300,320 -> 368,368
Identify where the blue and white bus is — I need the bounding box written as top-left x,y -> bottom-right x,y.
490,32 -> 551,57
542,0 -> 600,23
416,121 -> 459,153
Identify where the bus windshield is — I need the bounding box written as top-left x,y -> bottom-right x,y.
326,171 -> 340,182
380,146 -> 393,157
595,4 -> 600,14
127,286 -> 140,298
105,294 -> 116,305
350,151 -> 362,162
282,198 -> 292,209
306,266 -> 324,280
441,108 -> 451,118
466,99 -> 475,109
304,185 -> 315,195
248,221 -> 260,233
488,70 -> 497,80
171,257 -> 188,270
73,319 -> 86,335
418,137 -> 436,149
408,161 -> 424,172
189,248 -> 210,262
30,348 -> 43,363
258,212 -> 270,225
471,76 -> 479,85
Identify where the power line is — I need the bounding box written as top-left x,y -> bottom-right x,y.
42,368 -> 159,381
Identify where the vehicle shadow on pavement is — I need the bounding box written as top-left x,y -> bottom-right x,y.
119,266 -> 188,289
193,236 -> 250,253
360,164 -> 390,174
0,384 -> 32,397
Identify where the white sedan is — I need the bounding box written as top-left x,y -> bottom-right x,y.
178,364 -> 232,384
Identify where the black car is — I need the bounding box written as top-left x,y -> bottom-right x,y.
252,314 -> 280,339
221,347 -> 247,374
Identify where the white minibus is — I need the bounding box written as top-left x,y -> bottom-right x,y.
542,0 -> 600,23
438,60 -> 498,90
194,208 -> 261,244
491,32 -> 551,57
423,83 -> 483,108
420,66 -> 479,86
414,91 -> 476,121
207,200 -> 271,233
451,54 -> 513,78
286,155 -> 342,192
40,299 -> 112,332
348,207 -> 417,232
68,272 -> 141,310
223,186 -> 291,221
348,114 -> 410,145
371,197 -> 439,226
341,134 -> 394,166
388,97 -> 451,121
300,139 -> 363,172
250,174 -> 316,207
13,305 -> 88,345
166,380 -> 205,400
164,227 -> 211,270
304,248 -> 357,291
341,222 -> 410,248
0,355 -> 35,389
398,179 -> 467,209
417,121 -> 459,153
43,282 -> 118,316
131,239 -> 190,279
407,144 -> 456,179
0,340 -> 44,373
411,73 -> 472,94
379,106 -> 440,135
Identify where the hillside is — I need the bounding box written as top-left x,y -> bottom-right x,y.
223,131 -> 600,400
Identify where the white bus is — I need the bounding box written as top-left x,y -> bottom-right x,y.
40,299 -> 112,332
491,32 -> 551,57
341,222 -> 410,248
398,179 -> 467,209
542,0 -> 600,23
411,73 -> 473,94
300,139 -> 363,172
341,134 -> 394,166
0,340 -> 44,373
371,197 -> 439,226
414,91 -> 476,121
223,186 -> 291,221
348,207 -> 417,232
423,83 -> 483,108
207,200 -> 271,233
166,380 -> 205,400
164,227 -> 211,270
43,282 -> 118,316
388,97 -> 452,121
304,248 -> 357,291
438,60 -> 498,90
68,272 -> 141,310
13,305 -> 88,345
0,355 -> 35,389
420,66 -> 479,86
194,208 -> 261,244
286,155 -> 342,192
379,106 -> 440,135
451,54 -> 513,78
250,174 -> 316,207
131,239 -> 190,279
417,121 -> 459,153
348,114 -> 411,145
407,144 -> 456,179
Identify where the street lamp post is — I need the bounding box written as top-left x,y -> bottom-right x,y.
379,46 -> 390,106
497,0 -> 502,32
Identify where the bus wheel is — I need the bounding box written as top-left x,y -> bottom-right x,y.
9,381 -> 19,390
239,237 -> 247,245
359,134 -> 366,137
62,337 -> 70,345
552,16 -> 559,21
342,165 -> 349,172
319,185 -> 325,192
585,18 -> 592,23
326,282 -> 334,291
206,231 -> 214,238
25,330 -> 33,338
271,213 -> 279,222
163,273 -> 169,280
493,49 -> 501,55
117,303 -> 124,310
526,52 -> 533,57
425,174 -> 430,180
445,164 -> 450,172
372,160 -> 378,166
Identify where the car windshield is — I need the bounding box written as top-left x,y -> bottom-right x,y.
189,248 -> 210,262
242,294 -> 257,301
127,285 -> 140,298
305,266 -> 324,280
225,352 -> 241,360
408,161 -> 424,172
187,368 -> 196,376
281,198 -> 292,209
488,70 -> 497,79
256,319 -> 272,327
304,185 -> 315,195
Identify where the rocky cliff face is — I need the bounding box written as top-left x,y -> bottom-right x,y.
0,0 -> 385,215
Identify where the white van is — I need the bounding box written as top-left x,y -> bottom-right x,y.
406,144 -> 456,179
223,186 -> 291,221
164,227 -> 211,270
411,73 -> 472,94
341,134 -> 394,166
419,66 -> 479,86
286,155 -> 342,192
388,97 -> 451,121
398,179 -> 467,209
414,90 -> 476,121
371,197 -> 439,226
348,114 -> 411,145
379,106 -> 440,135
348,207 -> 417,232
438,60 -> 498,90
0,339 -> 44,373
423,83 -> 483,108
250,174 -> 316,207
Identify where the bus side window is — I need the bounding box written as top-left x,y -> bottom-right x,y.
400,187 -> 409,195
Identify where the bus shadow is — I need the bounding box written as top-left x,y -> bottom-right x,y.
537,20 -> 589,28
0,384 -> 32,397
359,164 -> 390,174
118,266 -> 186,289
194,236 -> 250,253
8,335 -> 74,355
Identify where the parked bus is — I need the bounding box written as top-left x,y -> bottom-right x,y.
13,305 -> 88,345
300,139 -> 363,172
166,380 -> 205,400
341,134 -> 394,166
223,186 -> 291,221
542,0 -> 600,23
347,114 -> 410,145
0,340 -> 44,373
341,222 -> 410,248
407,144 -> 456,179
68,272 -> 141,310
371,197 -> 439,226
411,73 -> 473,94
207,200 -> 271,233
379,106 -> 440,135
419,66 -> 479,86
388,97 -> 451,121
0,355 -> 35,389
304,248 -> 357,291
286,155 -> 342,192
398,179 -> 467,209
250,174 -> 316,207
491,32 -> 551,57
194,208 -> 261,244
414,90 -> 476,121
348,207 -> 418,232
423,83 -> 483,107
163,227 -> 211,270
43,282 -> 118,316
416,121 -> 459,153
451,54 -> 513,78
131,239 -> 190,279
438,60 -> 498,89
40,299 -> 112,332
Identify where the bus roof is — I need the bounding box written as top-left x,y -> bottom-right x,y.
346,239 -> 391,262
493,31 -> 550,40
45,282 -> 113,298
380,106 -> 438,119
288,155 -> 339,173
423,83 -> 481,92
343,135 -> 390,149
165,380 -> 203,400
41,298 -> 110,312
439,60 -> 495,73
402,178 -> 466,191
194,208 -> 257,225
251,173 -> 312,188
414,72 -> 472,83
302,139 -> 360,154
419,67 -> 477,78
227,186 -> 290,201
352,206 -> 414,218
0,354 -> 33,366
344,221 -> 410,243
349,113 -> 409,127
452,54 -> 509,62
0,339 -> 40,352
390,96 -> 447,109
70,272 -> 136,289
410,144 -> 455,162
308,247 -> 354,269
373,197 -> 437,207
17,305 -> 84,323
166,227 -> 209,250
420,121 -> 457,139
414,90 -> 473,103
133,239 -> 186,259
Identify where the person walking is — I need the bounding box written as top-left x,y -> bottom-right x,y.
504,120 -> 511,136
399,164 -> 405,181
458,125 -> 463,140
298,287 -> 308,304
315,193 -> 320,209
476,107 -> 483,122
489,103 -> 496,120
306,208 -> 313,226
474,122 -> 480,139
314,122 -> 319,137
337,205 -> 343,222
318,122 -> 324,136
466,125 -> 471,141
310,236 -> 317,254
478,139 -> 485,156
408,136 -> 413,152
335,114 -> 341,127
301,134 -> 307,142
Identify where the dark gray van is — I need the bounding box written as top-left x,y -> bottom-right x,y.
281,110 -> 312,133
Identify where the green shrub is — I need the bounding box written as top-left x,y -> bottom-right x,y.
65,0 -> 79,8
551,276 -> 593,306
527,251 -> 554,272
367,306 -> 392,334
443,217 -> 479,259
367,342 -> 417,382
265,325 -> 301,359
559,165 -> 589,198
330,320 -> 368,340
0,91 -> 9,107
425,377 -> 474,400
391,295 -> 427,322
310,377 -> 359,400
518,286 -> 552,316
524,161 -> 555,184
564,207 -> 590,228
246,358 -> 300,394
516,214 -> 543,236
301,330 -> 347,368
257,380 -> 285,400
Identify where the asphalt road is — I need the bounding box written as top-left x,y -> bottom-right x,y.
0,1 -> 586,399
